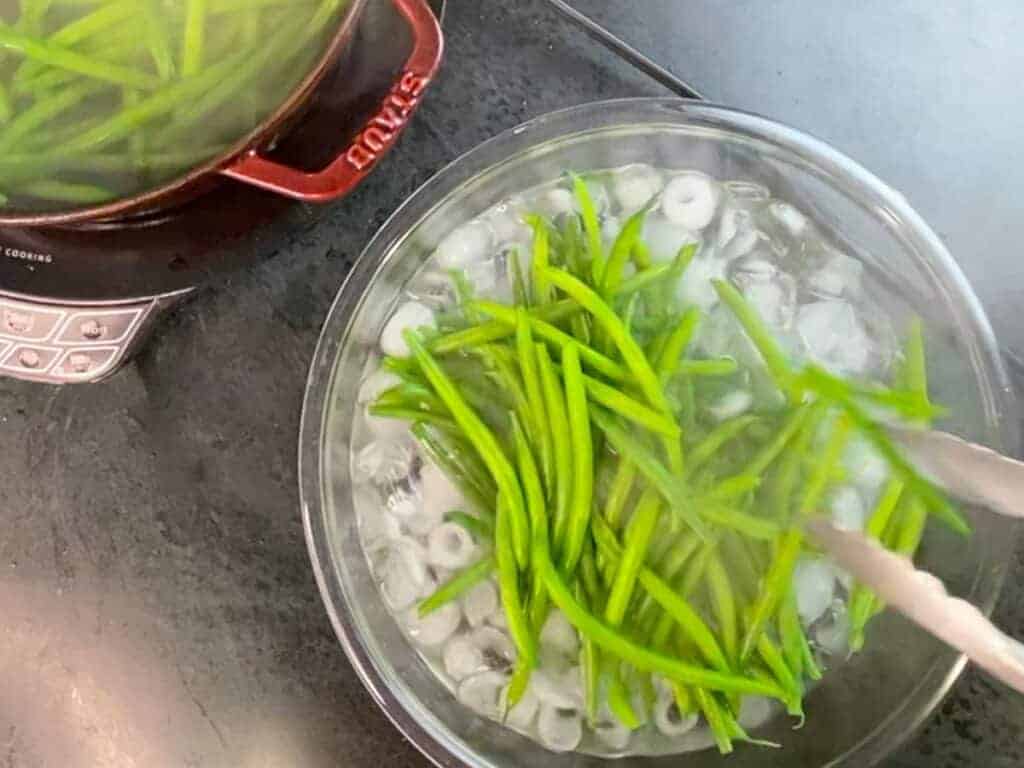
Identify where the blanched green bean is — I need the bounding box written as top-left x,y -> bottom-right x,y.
496,497 -> 538,671
603,488 -> 660,626
713,279 -> 793,395
536,544 -> 789,701
405,332 -> 531,568
471,300 -> 628,381
537,342 -> 573,560
571,174 -> 604,285
558,343 -> 594,576
515,310 -> 554,495
431,299 -> 579,354
418,555 -> 495,617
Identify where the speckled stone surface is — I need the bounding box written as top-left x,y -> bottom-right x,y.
1,1 -> 1022,766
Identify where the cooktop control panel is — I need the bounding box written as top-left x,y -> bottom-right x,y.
0,292 -> 186,383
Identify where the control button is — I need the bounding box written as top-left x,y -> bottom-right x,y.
1,344 -> 60,374
0,301 -> 65,342
57,308 -> 143,345
52,347 -> 118,380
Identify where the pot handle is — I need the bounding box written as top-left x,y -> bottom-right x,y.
219,0 -> 443,201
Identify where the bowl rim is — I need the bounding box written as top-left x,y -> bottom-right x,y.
299,97 -> 1020,768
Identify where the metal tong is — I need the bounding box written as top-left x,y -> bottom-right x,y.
810,429 -> 1024,694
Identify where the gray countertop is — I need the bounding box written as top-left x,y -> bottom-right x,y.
2,1 -> 1022,766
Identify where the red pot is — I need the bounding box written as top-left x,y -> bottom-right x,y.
1,0 -> 444,227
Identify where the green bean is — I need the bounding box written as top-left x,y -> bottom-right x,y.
577,587 -> 601,723
571,173 -> 604,285
411,422 -> 495,516
694,688 -> 736,755
894,494 -> 927,554
509,247 -> 529,308
536,343 -> 572,559
160,0 -> 336,142
705,551 -> 739,664
63,45 -> 241,152
15,0 -> 135,83
0,24 -> 160,89
656,307 -> 701,381
603,488 -> 660,626
418,555 -> 495,617
14,179 -> 116,204
445,510 -> 494,541
405,332 -> 530,567
780,590 -> 821,681
536,545 -> 789,701
181,0 -> 207,75
687,415 -> 759,476
475,345 -> 534,451
579,372 -> 680,438
800,365 -> 967,534
701,506 -> 780,541
614,260 -> 675,297
712,279 -> 793,396
495,497 -> 538,669
470,300 -> 628,381
590,407 -> 707,539
367,405 -> 457,433
141,0 -> 175,80
0,82 -> 10,123
558,343 -> 594,576
430,299 -> 579,354
742,403 -> 815,478
592,516 -> 729,673
511,414 -> 550,632
543,267 -> 673,417
602,203 -> 650,296
698,473 -> 760,503
526,214 -> 551,305
602,458 -> 636,530
13,36 -> 137,95
607,667 -> 641,728
0,80 -> 103,153
756,634 -> 803,716
848,477 -> 905,649
515,309 -> 554,495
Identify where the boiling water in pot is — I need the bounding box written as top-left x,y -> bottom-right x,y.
0,0 -> 347,213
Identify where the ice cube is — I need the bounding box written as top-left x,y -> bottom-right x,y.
405,601 -> 461,647
358,369 -> 401,404
610,163 -> 663,215
796,299 -> 872,374
537,704 -> 583,752
708,390 -> 753,422
427,522 -> 478,568
662,172 -> 720,230
724,180 -> 771,202
793,557 -> 836,626
543,188 -> 575,217
380,301 -> 435,357
356,486 -> 401,551
505,685 -> 540,730
729,256 -> 797,330
675,256 -> 724,311
844,437 -> 890,497
815,598 -> 850,656
653,689 -> 699,736
593,706 -> 632,750
355,438 -> 416,486
539,609 -> 579,658
457,670 -> 508,720
807,250 -> 864,300
644,212 -> 698,262
434,219 -> 495,270
769,201 -> 808,236
601,216 -> 622,250
484,198 -> 530,244
416,463 -> 464,535
830,486 -> 866,531
443,633 -> 486,682
380,537 -> 429,610
462,579 -> 498,628
530,667 -> 583,710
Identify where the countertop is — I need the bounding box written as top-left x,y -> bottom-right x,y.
2,1 -> 1023,766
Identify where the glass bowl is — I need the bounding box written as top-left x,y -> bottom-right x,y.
299,98 -> 1018,767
